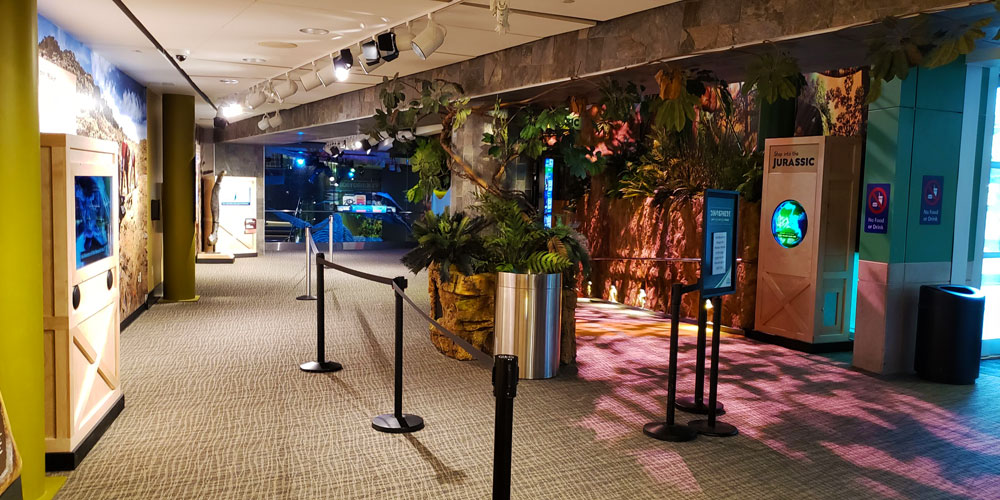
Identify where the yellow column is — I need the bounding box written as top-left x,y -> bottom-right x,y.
161,94 -> 198,301
0,1 -> 61,498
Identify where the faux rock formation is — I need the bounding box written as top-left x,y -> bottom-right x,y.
427,263 -> 497,360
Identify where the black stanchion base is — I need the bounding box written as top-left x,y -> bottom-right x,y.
296,295 -> 317,301
688,419 -> 738,437
676,397 -> 725,415
642,421 -> 698,442
299,361 -> 343,373
372,414 -> 424,434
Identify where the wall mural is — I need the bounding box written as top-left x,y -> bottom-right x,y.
38,15 -> 149,320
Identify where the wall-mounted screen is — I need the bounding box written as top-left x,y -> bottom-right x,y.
771,199 -> 808,248
75,175 -> 112,268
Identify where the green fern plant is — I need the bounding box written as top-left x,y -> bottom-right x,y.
401,208 -> 487,281
525,251 -> 572,274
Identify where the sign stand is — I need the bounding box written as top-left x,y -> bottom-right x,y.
688,295 -> 738,437
676,291 -> 726,415
643,282 -> 699,442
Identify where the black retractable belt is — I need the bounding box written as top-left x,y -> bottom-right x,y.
492,354 -> 518,500
300,252 -> 343,373
372,276 -> 424,433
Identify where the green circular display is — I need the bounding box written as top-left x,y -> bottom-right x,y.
771,200 -> 807,248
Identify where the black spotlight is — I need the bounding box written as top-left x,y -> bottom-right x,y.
360,139 -> 373,154
377,32 -> 399,62
338,48 -> 353,68
213,116 -> 228,129
361,40 -> 380,65
329,146 -> 341,158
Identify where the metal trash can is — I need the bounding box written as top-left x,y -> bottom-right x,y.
914,285 -> 986,384
494,272 -> 562,379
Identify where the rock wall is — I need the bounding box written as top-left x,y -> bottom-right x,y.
578,177 -> 760,329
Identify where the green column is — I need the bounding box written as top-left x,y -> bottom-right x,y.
0,1 -> 60,498
161,94 -> 198,301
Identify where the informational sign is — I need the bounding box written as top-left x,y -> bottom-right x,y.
767,143 -> 819,171
702,189 -> 739,298
542,157 -> 554,228
244,218 -> 257,234
864,183 -> 890,234
919,175 -> 943,225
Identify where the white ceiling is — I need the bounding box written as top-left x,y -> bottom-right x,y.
37,0 -> 679,128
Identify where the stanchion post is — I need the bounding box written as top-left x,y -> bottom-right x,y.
297,226 -> 317,301
493,354 -> 518,500
689,296 -> 738,437
677,292 -> 724,415
328,215 -> 333,257
643,283 -> 697,442
372,277 -> 425,433
300,253 -> 343,373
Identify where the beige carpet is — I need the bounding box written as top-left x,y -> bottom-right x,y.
52,251 -> 1000,499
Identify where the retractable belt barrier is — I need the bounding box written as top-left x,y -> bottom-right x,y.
300,253 -> 518,499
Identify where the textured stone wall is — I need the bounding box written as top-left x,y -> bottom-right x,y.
217,0 -> 967,143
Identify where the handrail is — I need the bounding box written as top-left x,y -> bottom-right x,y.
591,257 -> 747,263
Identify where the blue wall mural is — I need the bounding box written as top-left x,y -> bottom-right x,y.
37,15 -> 150,318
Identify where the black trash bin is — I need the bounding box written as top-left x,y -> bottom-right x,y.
914,285 -> 986,384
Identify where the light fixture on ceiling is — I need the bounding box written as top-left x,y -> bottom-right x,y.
268,110 -> 283,128
214,105 -> 229,129
334,48 -> 353,81
220,78 -> 239,84
360,139 -> 373,154
221,102 -> 243,118
242,57 -> 267,63
412,14 -> 447,60
300,61 -> 323,91
272,73 -> 298,102
358,41 -> 384,74
299,27 -> 330,35
395,23 -> 414,52
316,54 -> 337,86
376,32 -> 399,62
246,85 -> 267,109
258,114 -> 270,131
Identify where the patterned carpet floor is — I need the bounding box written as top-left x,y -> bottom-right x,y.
53,250 -> 1000,499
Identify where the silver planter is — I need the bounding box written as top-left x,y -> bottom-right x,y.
493,272 -> 562,379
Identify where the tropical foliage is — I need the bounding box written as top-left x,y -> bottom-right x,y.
401,208 -> 487,281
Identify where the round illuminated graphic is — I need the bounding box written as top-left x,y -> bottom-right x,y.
771,200 -> 808,248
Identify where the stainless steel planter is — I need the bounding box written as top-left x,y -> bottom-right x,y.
493,272 -> 562,379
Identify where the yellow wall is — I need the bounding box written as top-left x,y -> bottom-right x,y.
146,90 -> 163,292
0,1 -> 46,498
161,94 -> 197,300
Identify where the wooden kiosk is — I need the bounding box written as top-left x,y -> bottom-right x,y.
40,134 -> 123,469
754,136 -> 862,345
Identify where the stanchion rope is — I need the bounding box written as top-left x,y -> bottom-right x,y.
315,257 -> 494,370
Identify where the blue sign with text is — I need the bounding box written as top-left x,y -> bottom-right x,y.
919,175 -> 943,225
702,190 -> 739,298
864,183 -> 890,234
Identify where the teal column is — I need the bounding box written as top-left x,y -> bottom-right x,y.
854,60 -> 978,374
161,94 -> 198,301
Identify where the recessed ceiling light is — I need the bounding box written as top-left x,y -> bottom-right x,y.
220,78 -> 239,84
380,17 -> 389,23
299,28 -> 329,35
259,41 -> 298,49
330,34 -> 343,41
360,22 -> 366,29
242,57 -> 267,63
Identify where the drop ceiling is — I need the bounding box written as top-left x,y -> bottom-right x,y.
37,0 -> 681,129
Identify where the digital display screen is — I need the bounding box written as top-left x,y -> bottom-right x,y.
771,199 -> 808,248
543,157 -> 554,228
75,175 -> 113,268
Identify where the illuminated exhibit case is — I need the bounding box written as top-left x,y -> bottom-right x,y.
755,136 -> 862,344
40,134 -> 123,469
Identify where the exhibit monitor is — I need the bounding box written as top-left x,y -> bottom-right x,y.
40,134 -> 122,468
755,136 -> 862,344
